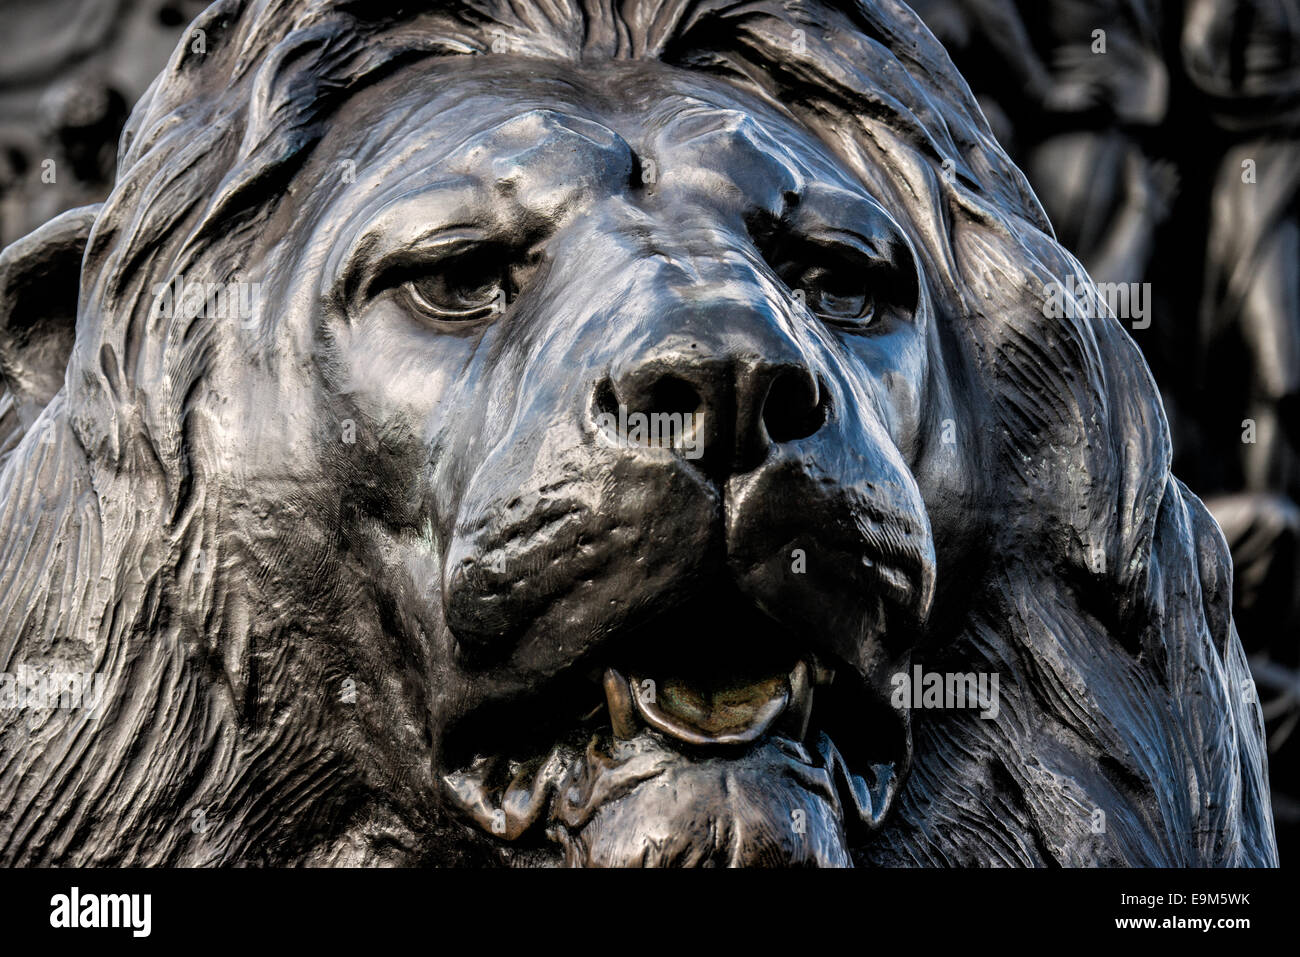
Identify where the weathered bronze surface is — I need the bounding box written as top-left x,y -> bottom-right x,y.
916,0 -> 1300,856
0,0 -> 1279,866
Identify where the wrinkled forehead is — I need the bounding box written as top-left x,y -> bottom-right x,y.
319,57 -> 868,219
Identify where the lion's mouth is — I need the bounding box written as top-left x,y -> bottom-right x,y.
608,604 -> 829,747
440,588 -> 907,863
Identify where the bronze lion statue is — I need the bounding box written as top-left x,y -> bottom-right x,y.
0,0 -> 1278,866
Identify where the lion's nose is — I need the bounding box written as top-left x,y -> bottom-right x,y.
594,312 -> 827,475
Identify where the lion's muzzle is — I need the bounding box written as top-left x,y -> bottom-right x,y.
418,96 -> 938,865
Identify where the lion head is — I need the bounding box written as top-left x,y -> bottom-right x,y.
0,0 -> 1277,867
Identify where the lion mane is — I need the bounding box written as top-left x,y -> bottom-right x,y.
0,0 -> 1277,866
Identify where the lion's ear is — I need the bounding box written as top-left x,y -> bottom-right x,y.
0,204 -> 99,429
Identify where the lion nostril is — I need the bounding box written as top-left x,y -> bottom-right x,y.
763,372 -> 826,443
647,375 -> 702,419
594,377 -> 621,421
594,372 -> 707,455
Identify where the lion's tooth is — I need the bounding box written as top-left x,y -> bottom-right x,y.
603,666 -> 638,739
772,735 -> 813,764
808,652 -> 836,686
777,659 -> 813,741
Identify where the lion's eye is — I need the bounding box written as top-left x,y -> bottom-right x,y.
793,261 -> 875,327
400,247 -> 510,324
769,233 -> 919,333
778,250 -> 878,329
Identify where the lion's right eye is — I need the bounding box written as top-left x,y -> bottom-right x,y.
400,247 -> 510,324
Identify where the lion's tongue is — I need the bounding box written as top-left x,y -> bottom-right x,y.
613,661 -> 810,747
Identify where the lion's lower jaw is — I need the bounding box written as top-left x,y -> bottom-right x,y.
546,738 -> 853,867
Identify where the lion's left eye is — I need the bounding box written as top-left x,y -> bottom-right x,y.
778,251 -> 878,329
400,248 -> 510,324
769,231 -> 920,333
790,260 -> 875,327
